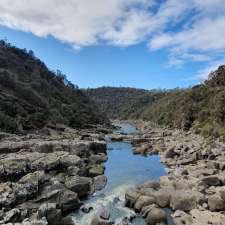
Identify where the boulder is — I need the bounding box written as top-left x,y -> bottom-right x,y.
208,194 -> 225,211
59,189 -> 81,214
4,208 -> 21,223
201,176 -> 222,186
31,153 -> 61,171
164,147 -> 178,158
172,210 -> 193,225
0,182 -> 15,208
170,191 -> 197,212
146,206 -> 167,225
90,142 -> 107,154
0,157 -> 29,181
89,165 -> 105,177
125,191 -> 141,208
89,153 -> 107,164
65,176 -> 92,198
154,189 -> 171,208
93,175 -> 107,191
59,154 -> 82,168
37,203 -> 62,225
134,195 -> 155,212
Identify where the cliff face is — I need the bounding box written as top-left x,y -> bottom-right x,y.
0,41 -> 109,133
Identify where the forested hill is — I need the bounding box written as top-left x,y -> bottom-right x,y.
0,40 -> 109,133
86,66 -> 225,140
85,87 -> 166,119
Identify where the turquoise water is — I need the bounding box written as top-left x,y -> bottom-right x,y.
72,123 -> 169,225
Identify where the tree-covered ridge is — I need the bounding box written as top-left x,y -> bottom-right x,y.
0,40 -> 109,133
87,66 -> 225,140
85,87 -> 166,119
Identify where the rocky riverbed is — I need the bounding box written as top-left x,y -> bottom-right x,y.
116,121 -> 225,225
1,121 -> 225,225
0,126 -> 111,225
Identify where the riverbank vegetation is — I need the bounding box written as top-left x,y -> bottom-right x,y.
86,66 -> 225,140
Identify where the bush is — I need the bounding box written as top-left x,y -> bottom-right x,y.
0,111 -> 18,133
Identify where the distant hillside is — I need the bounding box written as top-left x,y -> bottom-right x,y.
86,66 -> 225,140
0,40 -> 109,133
85,87 -> 165,119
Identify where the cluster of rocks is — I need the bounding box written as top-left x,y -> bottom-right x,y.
0,127 -> 110,225
124,121 -> 225,225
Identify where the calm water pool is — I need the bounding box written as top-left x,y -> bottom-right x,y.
72,123 -> 170,225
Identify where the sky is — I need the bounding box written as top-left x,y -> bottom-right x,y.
0,0 -> 225,90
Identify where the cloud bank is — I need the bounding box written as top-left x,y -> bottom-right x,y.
0,0 -> 225,78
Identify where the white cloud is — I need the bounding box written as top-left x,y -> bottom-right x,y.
0,0 -> 225,73
196,59 -> 225,81
0,0 -> 154,47
148,0 -> 225,67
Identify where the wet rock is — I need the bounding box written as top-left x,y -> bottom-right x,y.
81,206 -> 93,214
113,197 -> 121,205
99,208 -> 110,220
90,208 -> 113,225
93,175 -> 107,191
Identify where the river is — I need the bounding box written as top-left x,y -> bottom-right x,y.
72,123 -> 172,225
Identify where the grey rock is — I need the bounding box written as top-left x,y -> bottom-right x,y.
65,176 -> 92,198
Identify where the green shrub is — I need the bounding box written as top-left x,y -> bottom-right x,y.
0,111 -> 18,133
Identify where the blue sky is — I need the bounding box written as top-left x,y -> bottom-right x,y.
0,0 -> 225,90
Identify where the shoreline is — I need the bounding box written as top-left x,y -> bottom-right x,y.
1,121 -> 225,225
118,121 -> 225,225
0,126 -> 112,225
